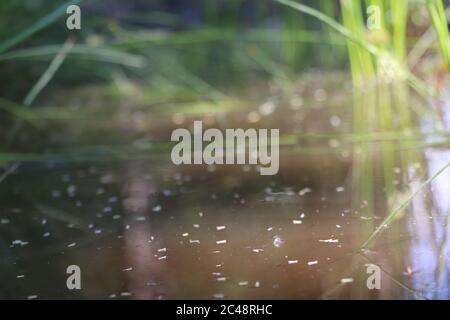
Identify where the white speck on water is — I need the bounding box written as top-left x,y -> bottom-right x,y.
216,240 -> 227,245
336,224 -> 341,229
319,239 -> 339,243
108,294 -> 117,299
1,219 -> 10,224
108,196 -> 118,203
67,185 -> 77,197
16,275 -> 25,278
298,188 -> 312,196
288,260 -> 299,264
216,277 -> 227,282
340,278 -> 354,284
120,292 -> 132,297
103,206 -> 112,213
182,233 -> 189,237
190,239 -> 200,244
94,229 -> 102,234
135,216 -> 146,221
41,219 -> 47,225
51,190 -> 61,198
67,243 -> 76,248
125,224 -> 130,230
336,186 -> 345,192
273,235 -> 283,248
113,214 -> 121,220
216,225 -> 226,231
12,240 -> 29,247
212,272 -> 222,276
158,248 -> 167,252
212,293 -> 225,299
238,281 -> 249,286
193,224 -> 200,228
293,220 -> 302,225
198,212 -> 203,217
267,227 -> 273,231
307,260 -> 318,266
158,256 -> 167,260
27,295 -> 38,300
122,267 -> 133,272
43,232 -> 51,237
212,250 -> 221,254
255,281 -> 260,288
152,205 -> 162,212
252,249 -> 264,253
300,213 -> 305,219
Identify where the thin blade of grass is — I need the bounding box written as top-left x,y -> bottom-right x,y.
361,162 -> 450,249
0,0 -> 82,54
24,37 -> 75,107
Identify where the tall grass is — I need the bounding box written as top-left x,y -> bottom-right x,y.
426,0 -> 450,73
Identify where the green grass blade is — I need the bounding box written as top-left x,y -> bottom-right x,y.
361,162 -> 450,249
0,0 -> 82,54
24,38 -> 75,107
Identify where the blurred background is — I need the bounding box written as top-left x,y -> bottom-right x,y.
0,0 -> 449,300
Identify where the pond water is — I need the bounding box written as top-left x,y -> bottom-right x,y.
1,76 -> 449,300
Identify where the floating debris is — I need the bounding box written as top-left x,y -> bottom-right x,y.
273,235 -> 283,248
120,292 -> 132,297
216,226 -> 226,231
12,240 -> 29,247
288,260 -> 299,265
238,281 -> 249,286
319,239 -> 339,243
216,277 -> 227,282
252,249 -> 264,253
122,267 -> 133,272
216,240 -> 227,245
307,260 -> 318,266
255,281 -> 260,288
212,293 -> 225,299
298,188 -> 312,196
336,186 -> 345,192
158,248 -> 167,252
158,256 -> 167,260
67,243 -> 76,248
292,220 -> 302,225
152,205 -> 162,212
182,233 -> 189,237
189,239 -> 200,244
27,295 -> 38,300
340,278 -> 354,284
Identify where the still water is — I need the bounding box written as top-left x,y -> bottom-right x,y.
1,78 -> 449,300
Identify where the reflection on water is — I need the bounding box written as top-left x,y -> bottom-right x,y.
0,78 -> 449,300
